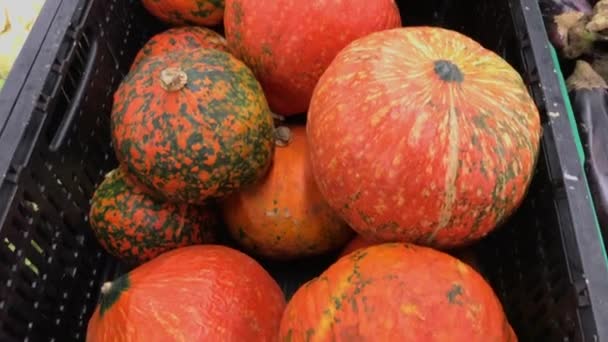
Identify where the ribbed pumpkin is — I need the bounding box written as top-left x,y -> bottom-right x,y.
221,125 -> 353,260
224,0 -> 402,116
307,27 -> 541,249
89,168 -> 217,265
111,48 -> 275,204
141,0 -> 224,27
87,245 -> 286,341
130,26 -> 228,72
280,243 -> 517,341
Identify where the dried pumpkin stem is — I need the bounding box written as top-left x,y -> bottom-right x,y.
275,126 -> 292,147
271,112 -> 286,121
160,67 -> 188,91
100,281 -> 113,295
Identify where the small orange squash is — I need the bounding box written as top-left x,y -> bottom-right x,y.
222,125 -> 353,259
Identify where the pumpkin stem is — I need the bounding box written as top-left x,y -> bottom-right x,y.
160,67 -> 188,92
271,112 -> 286,121
100,281 -> 113,295
275,126 -> 292,147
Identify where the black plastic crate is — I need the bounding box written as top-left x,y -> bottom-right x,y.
1,0 -> 607,341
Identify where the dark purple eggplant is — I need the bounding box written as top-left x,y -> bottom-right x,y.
567,60 -> 608,231
590,49 -> 608,81
540,0 -> 592,15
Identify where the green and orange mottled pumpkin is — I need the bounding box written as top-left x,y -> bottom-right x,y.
111,48 -> 275,204
141,0 -> 224,27
88,168 -> 217,264
224,0 -> 402,116
307,27 -> 541,249
130,26 -> 228,72
280,243 -> 517,341
221,125 -> 353,260
87,245 -> 286,341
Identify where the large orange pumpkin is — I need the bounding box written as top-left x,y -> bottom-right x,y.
224,0 -> 402,116
307,27 -> 541,249
86,245 -> 286,341
141,0 -> 224,27
280,243 -> 516,341
222,125 -> 353,260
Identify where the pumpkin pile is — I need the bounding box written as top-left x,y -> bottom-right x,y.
85,0 -> 542,340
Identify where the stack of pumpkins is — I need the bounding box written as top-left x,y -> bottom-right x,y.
86,0 -> 541,341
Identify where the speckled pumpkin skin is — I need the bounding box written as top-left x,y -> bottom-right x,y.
141,0 -> 224,27
87,245 -> 286,341
88,168 -> 217,265
338,235 -> 483,273
130,26 -> 228,72
222,125 -> 353,260
224,0 -> 402,116
280,243 -> 517,341
111,48 -> 275,204
307,27 -> 541,249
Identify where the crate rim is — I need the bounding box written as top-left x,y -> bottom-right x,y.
513,0 -> 608,339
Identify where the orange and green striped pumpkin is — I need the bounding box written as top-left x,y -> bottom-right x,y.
88,168 -> 217,265
280,243 -> 517,341
111,48 -> 275,204
130,26 -> 228,72
141,0 -> 224,27
307,27 -> 541,249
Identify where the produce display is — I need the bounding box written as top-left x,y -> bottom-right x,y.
222,125 -> 353,260
307,27 -> 541,249
540,0 -> 608,231
280,244 -> 516,341
86,245 -> 286,341
0,0 -> 44,89
89,168 -> 217,265
80,1 -> 550,340
224,0 -> 402,116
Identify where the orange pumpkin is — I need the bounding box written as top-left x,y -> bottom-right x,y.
339,235 -> 484,273
87,245 -> 286,341
222,125 -> 353,259
307,27 -> 541,249
280,243 -> 516,341
130,26 -> 228,72
224,0 -> 401,116
141,0 -> 224,27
